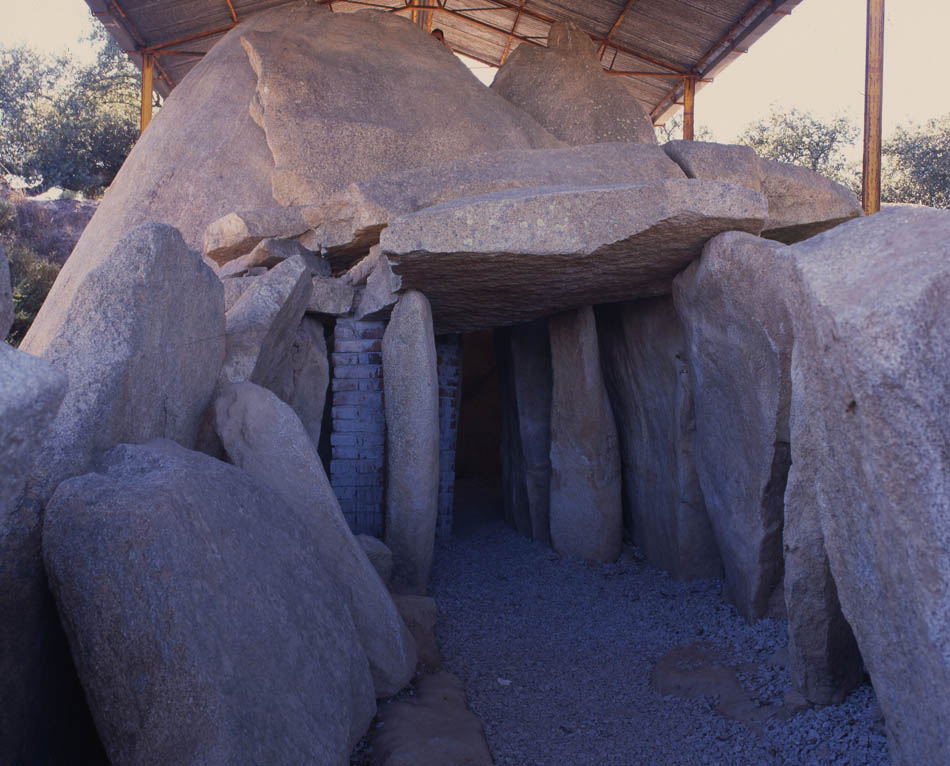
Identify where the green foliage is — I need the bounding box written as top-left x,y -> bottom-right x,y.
0,18 -> 141,196
882,115 -> 950,209
737,107 -> 859,188
4,234 -> 60,346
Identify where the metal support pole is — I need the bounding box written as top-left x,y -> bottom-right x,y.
862,0 -> 885,215
683,76 -> 696,141
140,53 -> 154,135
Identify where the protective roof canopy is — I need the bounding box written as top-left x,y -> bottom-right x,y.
85,0 -> 803,123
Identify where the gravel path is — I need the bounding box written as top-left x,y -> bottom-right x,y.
430,517 -> 890,766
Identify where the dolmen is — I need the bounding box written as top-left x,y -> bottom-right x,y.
3,5 -> 946,766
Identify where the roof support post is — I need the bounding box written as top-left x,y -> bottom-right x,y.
682,76 -> 696,140
140,53 -> 154,135
862,0 -> 885,215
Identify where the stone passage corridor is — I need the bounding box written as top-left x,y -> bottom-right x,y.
430,519 -> 889,766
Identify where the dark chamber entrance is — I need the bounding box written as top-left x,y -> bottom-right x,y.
452,330 -> 505,534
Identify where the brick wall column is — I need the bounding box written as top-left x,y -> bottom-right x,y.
436,334 -> 462,541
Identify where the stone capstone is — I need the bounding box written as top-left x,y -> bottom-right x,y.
241,9 -> 560,206
783,207 -> 950,766
20,222 -> 225,501
380,179 -> 767,334
662,141 -> 862,243
491,21 -> 657,146
596,298 -> 721,580
383,291 -> 440,594
548,306 -> 622,562
673,232 -> 792,621
213,382 -> 416,697
43,439 -> 376,766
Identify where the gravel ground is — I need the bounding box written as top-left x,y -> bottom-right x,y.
430,517 -> 891,766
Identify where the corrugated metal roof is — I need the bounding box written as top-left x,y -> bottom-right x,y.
85,0 -> 804,123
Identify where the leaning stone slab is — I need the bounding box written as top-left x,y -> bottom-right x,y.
267,315 -> 329,450
43,439 -> 376,766
783,207 -> 950,766
213,383 -> 416,697
207,142 -> 684,270
217,237 -> 329,279
21,222 -> 225,501
219,254 -> 311,388
491,21 -> 657,146
0,342 -> 73,765
662,141 -> 862,243
241,9 -> 560,207
380,178 -> 767,334
357,535 -> 394,587
673,232 -> 792,620
354,247 -> 403,321
596,298 -> 721,580
548,306 -> 622,562
383,291 -> 440,594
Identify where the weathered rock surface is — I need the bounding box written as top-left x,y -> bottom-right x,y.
495,319 -> 552,542
213,382 -> 416,697
548,307 -> 622,562
1,241 -> 12,338
25,4 -> 293,350
308,276 -> 355,317
0,342 -> 76,765
383,291 -> 440,594
783,207 -> 950,765
783,362 -> 863,705
43,439 -> 376,765
218,237 -> 328,279
662,141 -> 862,243
21,222 -> 225,501
220,254 -> 311,388
380,179 -> 767,333
267,315 -> 329,449
357,535 -> 393,587
596,298 -> 721,580
354,247 -> 403,321
222,275 -> 258,311
242,9 -> 560,206
491,21 -> 656,146
392,595 -> 442,673
673,232 -> 792,621
206,142 -> 684,270
372,671 -> 493,766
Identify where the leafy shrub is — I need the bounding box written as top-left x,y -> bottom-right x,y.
4,235 -> 60,346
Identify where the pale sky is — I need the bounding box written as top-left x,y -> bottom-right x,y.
2,0 -> 947,142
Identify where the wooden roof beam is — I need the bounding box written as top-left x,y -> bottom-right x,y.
500,0 -> 526,65
598,0 -> 638,57
862,0 -> 885,214
225,0 -> 237,23
102,0 -> 175,86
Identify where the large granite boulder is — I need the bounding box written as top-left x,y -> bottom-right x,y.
1,241 -> 12,338
0,343 -> 78,765
219,254 -> 311,388
20,222 -> 224,501
495,319 -> 552,542
596,298 -> 721,580
213,382 -> 416,697
662,141 -> 862,243
383,291 -> 440,594
548,307 -> 622,562
491,21 -> 656,146
242,9 -> 560,206
673,232 -> 792,621
380,178 -> 767,333
267,315 -> 329,450
24,3 -> 293,353
43,439 -> 376,765
783,207 -> 950,766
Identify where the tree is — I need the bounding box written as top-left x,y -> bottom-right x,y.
654,111 -> 715,143
736,107 -> 859,188
882,115 -> 950,209
0,19 -> 141,196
